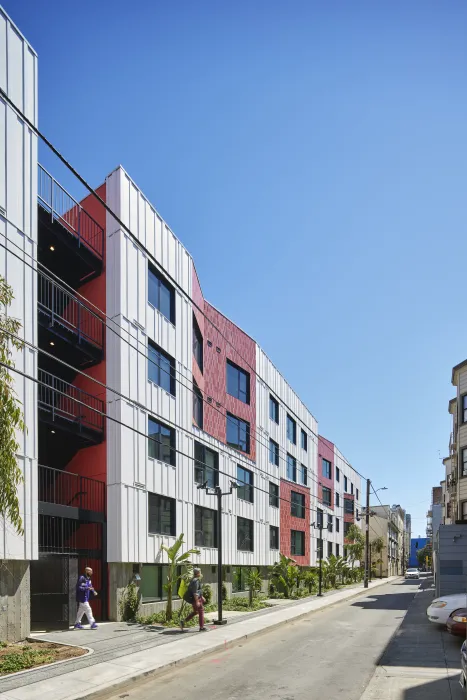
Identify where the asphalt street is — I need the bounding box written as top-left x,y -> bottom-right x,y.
102,579 -> 455,700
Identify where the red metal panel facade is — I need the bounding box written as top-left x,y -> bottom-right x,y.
279,479 -> 310,566
318,436 -> 334,510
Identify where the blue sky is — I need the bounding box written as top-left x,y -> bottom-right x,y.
5,0 -> 467,533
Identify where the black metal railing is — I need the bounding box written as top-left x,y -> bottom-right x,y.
39,514 -> 103,554
38,164 -> 104,260
39,464 -> 106,513
38,272 -> 104,351
38,369 -> 104,434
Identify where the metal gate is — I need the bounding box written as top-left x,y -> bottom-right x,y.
31,555 -> 76,630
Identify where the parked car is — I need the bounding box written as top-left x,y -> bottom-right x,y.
460,641 -> 467,689
405,568 -> 419,580
446,608 -> 467,637
427,593 -> 467,625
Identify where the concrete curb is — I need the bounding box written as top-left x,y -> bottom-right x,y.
32,576 -> 399,700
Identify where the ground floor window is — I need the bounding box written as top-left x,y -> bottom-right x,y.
140,564 -> 181,603
232,567 -> 249,593
291,529 -> 305,556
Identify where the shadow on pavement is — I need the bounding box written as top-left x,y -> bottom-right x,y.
352,592 -> 416,611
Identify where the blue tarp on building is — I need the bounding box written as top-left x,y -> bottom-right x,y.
409,537 -> 428,567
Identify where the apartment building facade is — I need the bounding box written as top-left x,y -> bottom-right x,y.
442,361 -> 467,524
1,9 -> 363,638
369,505 -> 406,577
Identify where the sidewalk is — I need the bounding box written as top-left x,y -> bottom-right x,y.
0,577 -> 398,700
360,579 -> 463,700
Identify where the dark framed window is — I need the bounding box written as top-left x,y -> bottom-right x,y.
269,438 -> 280,467
232,567 -> 248,592
327,541 -> 333,558
356,488 -> 359,502
195,506 -> 217,547
336,517 -> 340,533
336,466 -> 340,482
301,464 -> 308,486
237,465 -> 254,503
140,564 -> 180,602
322,486 -> 332,507
148,417 -> 175,466
463,448 -> 467,477
336,543 -> 340,557
193,380 -> 203,429
270,395 -> 279,423
287,415 -> 297,444
344,521 -> 351,537
291,491 -> 305,519
336,492 -> 340,507
148,265 -> 175,323
270,525 -> 279,550
227,360 -> 250,404
343,546 -> 348,559
148,493 -> 176,535
350,482 -> 354,495
237,516 -> 254,551
227,413 -> 250,453
301,430 -> 308,451
344,498 -> 354,515
317,508 -> 323,528
291,530 -> 305,556
194,442 -> 219,488
269,482 -> 279,508
344,476 -> 348,492
462,502 -> 467,521
193,314 -> 203,372
328,514 -> 333,532
463,395 -> 467,423
322,458 -> 332,479
148,340 -> 176,395
286,453 -> 297,482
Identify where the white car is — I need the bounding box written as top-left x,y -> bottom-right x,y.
427,593 -> 467,625
405,568 -> 419,580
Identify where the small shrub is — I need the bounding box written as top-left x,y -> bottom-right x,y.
137,608 -> 198,628
119,582 -> 140,621
0,648 -> 53,675
222,583 -> 228,601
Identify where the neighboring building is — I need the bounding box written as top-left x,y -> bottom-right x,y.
1,9 -> 364,639
404,514 -> 411,570
409,537 -> 428,568
442,360 -> 467,523
434,525 -> 467,597
368,505 -> 406,576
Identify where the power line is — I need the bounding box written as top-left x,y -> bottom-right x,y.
0,86 -> 367,484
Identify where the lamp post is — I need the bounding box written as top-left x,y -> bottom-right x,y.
312,518 -> 325,597
364,484 -> 387,589
198,480 -> 237,625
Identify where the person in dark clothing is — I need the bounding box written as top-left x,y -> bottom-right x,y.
180,568 -> 208,632
74,567 -> 98,629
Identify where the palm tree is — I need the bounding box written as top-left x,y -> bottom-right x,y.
371,536 -> 385,578
271,554 -> 298,598
160,533 -> 200,621
245,568 -> 263,605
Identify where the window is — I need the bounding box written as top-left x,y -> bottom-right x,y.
270,395 -> 279,423
463,395 -> 467,423
287,415 -> 297,444
237,517 -> 254,551
148,493 -> 176,536
350,482 -> 354,495
322,486 -> 332,507
148,265 -> 175,323
269,439 -> 280,467
356,488 -> 359,502
335,492 -> 340,507
291,530 -> 305,556
301,464 -> 308,486
148,417 -> 175,466
193,380 -> 203,429
269,482 -> 279,508
336,544 -> 340,557
270,525 -> 279,550
194,442 -> 219,488
194,506 -> 217,547
317,508 -> 323,528
328,514 -> 333,532
322,458 -> 332,479
237,465 -> 254,503
227,413 -> 250,453
463,448 -> 467,477
232,567 -> 248,592
462,502 -> 467,521
344,475 -> 348,492
287,453 -> 297,482
343,546 -> 348,559
148,341 -> 176,395
227,360 -> 250,404
344,498 -> 354,515
291,491 -> 305,519
327,541 -> 333,558
193,314 -> 203,372
336,466 -> 340,482
140,564 -> 179,602
336,517 -> 340,533
301,430 -> 308,451
344,521 -> 351,537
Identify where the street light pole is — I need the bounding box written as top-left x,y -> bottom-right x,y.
364,479 -> 371,589
318,520 -> 323,597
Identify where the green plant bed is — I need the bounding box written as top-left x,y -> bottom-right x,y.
0,641 -> 86,676
137,607 -> 198,628
220,596 -> 270,612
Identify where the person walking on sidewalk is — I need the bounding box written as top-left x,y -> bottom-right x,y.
74,566 -> 98,630
181,568 -> 208,632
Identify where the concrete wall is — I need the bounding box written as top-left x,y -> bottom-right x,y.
435,524 -> 467,597
0,561 -> 30,641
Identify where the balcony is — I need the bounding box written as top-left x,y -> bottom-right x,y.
38,272 -> 104,367
38,369 -> 104,443
39,464 -> 105,516
38,165 -> 104,286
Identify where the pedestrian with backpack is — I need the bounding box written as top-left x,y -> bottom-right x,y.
180,568 -> 208,632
